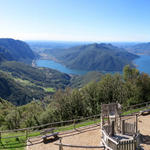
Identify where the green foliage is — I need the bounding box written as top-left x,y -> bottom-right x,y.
1,66 -> 150,130
43,87 -> 55,92
70,71 -> 103,88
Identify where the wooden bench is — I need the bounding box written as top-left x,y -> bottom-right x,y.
40,128 -> 59,142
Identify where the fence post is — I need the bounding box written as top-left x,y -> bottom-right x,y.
0,132 -> 1,143
25,129 -> 28,140
122,120 -> 125,135
135,114 -> 138,133
59,138 -> 63,150
146,102 -> 148,107
73,119 -> 76,129
101,115 -> 103,128
93,115 -> 96,123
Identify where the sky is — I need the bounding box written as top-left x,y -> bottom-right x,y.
0,0 -> 150,42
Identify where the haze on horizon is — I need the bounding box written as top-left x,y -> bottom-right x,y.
0,0 -> 150,42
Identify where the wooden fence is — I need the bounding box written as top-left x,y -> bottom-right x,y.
0,114 -> 101,143
55,138 -> 104,149
118,140 -> 136,150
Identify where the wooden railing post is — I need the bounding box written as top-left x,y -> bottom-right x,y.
101,115 -> 104,128
73,119 -> 76,129
59,138 -> 63,150
93,115 -> 95,123
135,114 -> 138,133
0,132 -> 1,143
25,129 -> 28,140
122,120 -> 125,135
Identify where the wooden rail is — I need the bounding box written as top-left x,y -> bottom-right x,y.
55,138 -> 104,149
0,114 -> 101,142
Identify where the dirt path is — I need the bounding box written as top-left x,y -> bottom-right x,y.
138,115 -> 150,150
27,115 -> 150,150
27,124 -> 102,150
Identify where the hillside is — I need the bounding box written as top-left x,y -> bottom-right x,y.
0,38 -> 35,64
45,43 -> 138,71
0,61 -> 71,105
126,42 -> 150,55
70,71 -> 103,88
0,61 -> 104,105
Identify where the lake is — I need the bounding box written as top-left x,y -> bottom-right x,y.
36,56 -> 150,76
36,59 -> 122,75
36,59 -> 89,75
134,55 -> 150,75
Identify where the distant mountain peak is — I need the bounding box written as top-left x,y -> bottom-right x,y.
0,38 -> 35,64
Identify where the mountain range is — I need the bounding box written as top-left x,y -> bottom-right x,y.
44,43 -> 139,71
126,42 -> 150,55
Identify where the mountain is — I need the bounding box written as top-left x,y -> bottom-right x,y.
0,61 -> 71,105
126,42 -> 150,55
27,41 -> 90,52
0,38 -> 35,64
44,43 -> 139,71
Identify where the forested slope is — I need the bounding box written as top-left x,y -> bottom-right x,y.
0,38 -> 35,64
0,61 -> 71,105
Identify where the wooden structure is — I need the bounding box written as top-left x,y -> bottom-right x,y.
101,103 -> 140,150
40,128 -> 59,142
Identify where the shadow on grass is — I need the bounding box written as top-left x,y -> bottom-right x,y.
0,138 -> 26,149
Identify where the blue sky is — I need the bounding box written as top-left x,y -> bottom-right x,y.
0,0 -> 150,42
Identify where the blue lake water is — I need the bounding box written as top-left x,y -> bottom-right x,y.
36,59 -> 89,75
134,55 -> 150,75
36,55 -> 150,76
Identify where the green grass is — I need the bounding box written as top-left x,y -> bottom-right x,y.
0,135 -> 26,150
56,119 -> 100,132
122,106 -> 150,115
14,78 -> 55,93
43,87 -> 55,92
14,78 -> 35,86
0,131 -> 41,150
